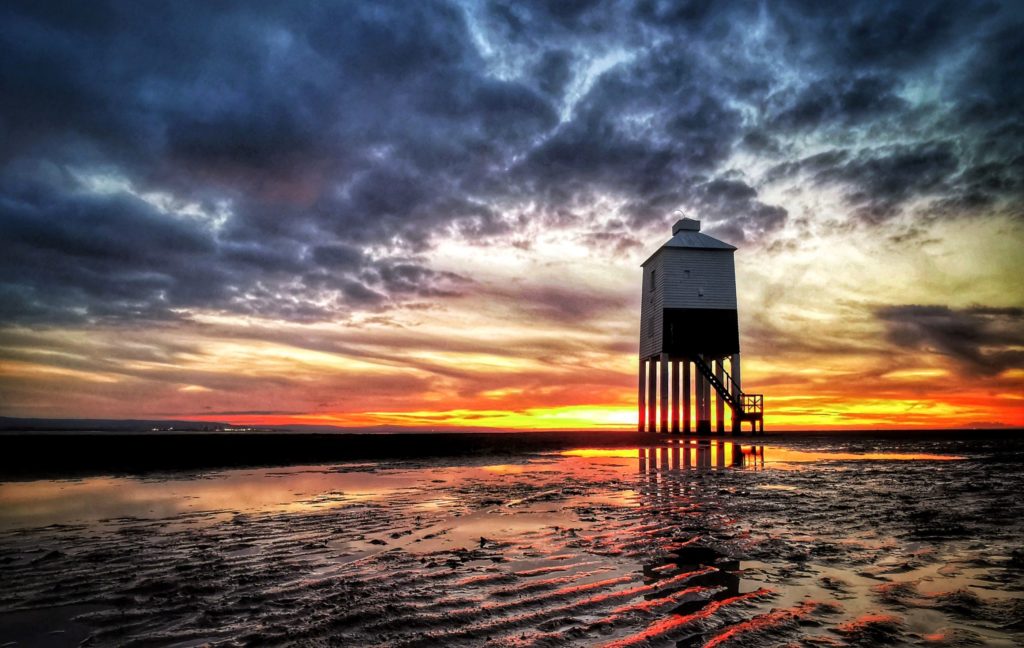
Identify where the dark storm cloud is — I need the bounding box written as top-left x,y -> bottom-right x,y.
759,1 -> 1023,224
677,178 -> 788,243
771,0 -> 996,73
946,23 -> 1023,125
763,150 -> 851,183
821,141 -> 961,222
0,0 -> 521,323
876,305 -> 1024,376
534,50 -> 575,98
510,38 -> 754,233
767,76 -> 908,133
0,169 -> 464,323
764,141 -> 971,223
0,0 -> 1021,324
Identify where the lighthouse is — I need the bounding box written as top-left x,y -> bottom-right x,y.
638,218 -> 763,434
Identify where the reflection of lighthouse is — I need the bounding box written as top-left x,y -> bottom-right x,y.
637,218 -> 764,435
637,441 -> 765,474
635,442 -> 762,621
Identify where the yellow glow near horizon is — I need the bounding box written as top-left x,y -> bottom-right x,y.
881,369 -> 951,380
352,404 -> 637,429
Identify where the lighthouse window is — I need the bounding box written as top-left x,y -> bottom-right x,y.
649,269 -> 656,291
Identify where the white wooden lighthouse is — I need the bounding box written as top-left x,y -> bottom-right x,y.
638,217 -> 763,434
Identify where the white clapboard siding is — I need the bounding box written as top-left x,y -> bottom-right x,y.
639,253 -> 664,358
639,227 -> 737,359
660,248 -> 737,310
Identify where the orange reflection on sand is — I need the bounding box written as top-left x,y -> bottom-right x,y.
480,464 -> 533,474
601,589 -> 774,648
702,600 -> 824,648
561,449 -> 642,459
0,466 -> 430,530
562,445 -> 964,467
764,448 -> 964,462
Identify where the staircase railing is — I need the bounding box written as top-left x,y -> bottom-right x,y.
692,355 -> 762,418
741,393 -> 763,415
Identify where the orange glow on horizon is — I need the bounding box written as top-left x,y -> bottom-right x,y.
183,391 -> 1023,432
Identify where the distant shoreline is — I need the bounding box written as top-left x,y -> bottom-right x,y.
2,416 -> 1019,435
1,428 -> 1020,480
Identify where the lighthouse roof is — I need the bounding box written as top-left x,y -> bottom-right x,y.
641,219 -> 736,266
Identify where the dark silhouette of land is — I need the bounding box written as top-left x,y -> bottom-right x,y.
0,417 -> 231,432
0,428 -> 1019,480
0,431 -> 649,479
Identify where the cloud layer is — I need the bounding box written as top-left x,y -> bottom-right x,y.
1,0 -> 1022,428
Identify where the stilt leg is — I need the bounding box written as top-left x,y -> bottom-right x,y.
696,372 -> 703,434
682,360 -> 691,434
715,359 -> 725,434
638,357 -> 646,433
671,360 -> 680,434
694,371 -> 703,433
646,357 -> 656,433
704,373 -> 712,433
659,353 -> 669,433
696,369 -> 711,434
730,353 -> 741,399
730,353 -> 743,435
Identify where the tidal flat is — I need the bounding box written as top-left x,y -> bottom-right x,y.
1,434 -> 1022,647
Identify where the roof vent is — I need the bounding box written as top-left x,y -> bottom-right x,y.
672,218 -> 700,234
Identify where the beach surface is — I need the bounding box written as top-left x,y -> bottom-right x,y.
1,432 -> 1022,647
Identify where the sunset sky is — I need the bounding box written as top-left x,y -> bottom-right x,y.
1,1 -> 1022,430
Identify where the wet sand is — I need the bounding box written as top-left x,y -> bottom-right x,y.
1,433 -> 1022,646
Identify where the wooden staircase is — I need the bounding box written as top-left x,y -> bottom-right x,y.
692,355 -> 763,433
